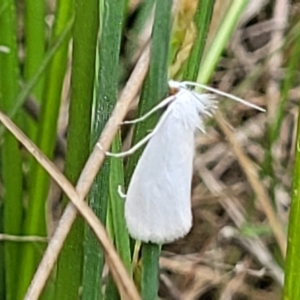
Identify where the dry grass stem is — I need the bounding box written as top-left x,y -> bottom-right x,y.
267,0 -> 290,123
0,234 -> 48,242
215,111 -> 287,255
0,110 -> 141,300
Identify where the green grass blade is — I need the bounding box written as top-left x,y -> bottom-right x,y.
124,1 -> 172,299
0,204 -> 4,300
24,0 -> 45,103
282,36 -> 300,300
104,133 -> 132,299
81,0 -> 125,298
183,0 -> 215,80
23,0 -> 46,142
109,136 -> 132,273
53,0 -> 99,298
16,1 -> 74,298
0,1 -> 23,299
0,19 -> 73,126
104,275 -> 120,300
141,244 -> 160,300
197,0 -> 249,85
283,106 -> 300,300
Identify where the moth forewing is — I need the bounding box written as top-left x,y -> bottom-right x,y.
125,92 -> 215,243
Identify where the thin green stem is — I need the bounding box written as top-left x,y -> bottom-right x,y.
183,0 -> 215,80
283,107 -> 300,300
81,0 -> 125,298
54,0 -> 99,298
282,33 -> 300,300
197,0 -> 249,85
23,0 -> 46,142
24,0 -> 45,102
124,1 -> 172,299
0,1 -> 23,300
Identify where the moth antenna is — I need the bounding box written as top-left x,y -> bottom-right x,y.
177,80 -> 266,112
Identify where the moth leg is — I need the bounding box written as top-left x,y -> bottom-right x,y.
121,94 -> 177,125
97,128 -> 157,158
99,106 -> 173,157
117,185 -> 126,199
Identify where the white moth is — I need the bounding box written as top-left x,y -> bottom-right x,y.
100,81 -> 265,244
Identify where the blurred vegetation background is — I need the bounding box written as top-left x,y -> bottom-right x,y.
0,0 -> 300,299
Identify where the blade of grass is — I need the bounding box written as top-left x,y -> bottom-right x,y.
183,0 -> 215,81
0,204 -> 4,300
104,132 -> 132,299
109,135 -> 132,274
103,202 -> 119,300
283,107 -> 300,299
103,1 -> 134,286
197,0 -> 249,85
141,244 -> 160,300
0,1 -> 23,300
81,0 -> 125,298
109,132 -> 132,258
54,0 -> 99,298
282,37 -> 300,300
104,276 -> 120,300
24,0 -> 45,102
23,0 -> 45,143
16,0 -> 74,298
124,1 -> 172,299
23,4 -> 47,259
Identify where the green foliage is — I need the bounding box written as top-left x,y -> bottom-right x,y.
283,31 -> 300,300
82,0 -> 126,299
2,0 -> 300,299
0,1 -> 22,299
54,0 -> 98,298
